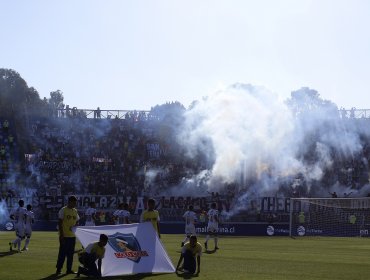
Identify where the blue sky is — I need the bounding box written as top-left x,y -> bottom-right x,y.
1,0 -> 369,110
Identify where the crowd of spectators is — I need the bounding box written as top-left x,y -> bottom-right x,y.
23,114 -> 195,200
2,109 -> 370,223
0,119 -> 20,199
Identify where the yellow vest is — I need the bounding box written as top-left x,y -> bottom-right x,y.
183,242 -> 202,257
142,210 -> 160,234
61,207 -> 79,237
87,242 -> 105,259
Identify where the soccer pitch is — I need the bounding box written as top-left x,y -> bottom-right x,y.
0,232 -> 369,280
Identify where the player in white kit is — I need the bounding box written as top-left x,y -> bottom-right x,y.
23,204 -> 35,251
9,199 -> 27,252
113,203 -> 130,224
181,205 -> 198,247
84,202 -> 97,226
204,202 -> 219,251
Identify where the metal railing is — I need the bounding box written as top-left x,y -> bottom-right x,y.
54,108 -> 370,120
56,108 -> 151,120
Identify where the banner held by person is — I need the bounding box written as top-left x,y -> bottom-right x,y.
75,223 -> 175,277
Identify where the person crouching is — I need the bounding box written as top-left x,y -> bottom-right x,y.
176,235 -> 202,275
77,234 -> 108,278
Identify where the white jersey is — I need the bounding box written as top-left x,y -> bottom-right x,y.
85,207 -> 97,226
183,211 -> 197,225
183,210 -> 197,235
11,207 -> 26,226
25,210 -> 35,237
10,207 -> 26,237
207,208 -> 219,232
116,210 -> 130,224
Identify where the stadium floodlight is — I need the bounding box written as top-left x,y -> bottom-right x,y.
289,197 -> 370,237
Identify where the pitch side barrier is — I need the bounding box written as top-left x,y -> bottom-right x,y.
0,220 -> 291,236
4,220 -> 368,237
2,196 -> 370,237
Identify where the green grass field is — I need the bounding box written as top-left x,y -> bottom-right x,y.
0,232 -> 369,280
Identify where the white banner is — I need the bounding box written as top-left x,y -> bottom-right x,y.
75,223 -> 175,277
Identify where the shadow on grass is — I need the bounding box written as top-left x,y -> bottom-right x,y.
70,273 -> 172,279
204,248 -> 217,254
175,271 -> 200,279
0,250 -> 18,258
39,273 -> 67,280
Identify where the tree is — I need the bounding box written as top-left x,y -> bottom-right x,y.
0,68 -> 29,115
150,101 -> 185,122
48,90 -> 64,109
47,90 -> 64,117
286,87 -> 339,118
0,68 -> 51,118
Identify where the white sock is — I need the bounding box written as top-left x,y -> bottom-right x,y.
25,238 -> 30,248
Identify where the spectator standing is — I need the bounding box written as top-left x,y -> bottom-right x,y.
329,191 -> 338,198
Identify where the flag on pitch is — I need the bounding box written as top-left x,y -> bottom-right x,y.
75,223 -> 175,277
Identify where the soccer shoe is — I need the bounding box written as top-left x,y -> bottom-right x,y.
181,242 -> 184,247
22,247 -> 28,251
66,270 -> 77,274
215,246 -> 220,250
204,242 -> 208,250
55,270 -> 61,275
8,242 -> 12,252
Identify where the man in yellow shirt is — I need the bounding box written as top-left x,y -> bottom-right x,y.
176,235 -> 202,275
77,234 -> 108,278
56,196 -> 79,274
140,198 -> 161,238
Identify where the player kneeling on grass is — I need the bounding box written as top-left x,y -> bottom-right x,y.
77,234 -> 108,278
176,235 -> 202,275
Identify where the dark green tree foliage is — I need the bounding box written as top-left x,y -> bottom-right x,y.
0,69 -> 29,114
0,68 -> 47,117
48,90 -> 64,109
48,90 -> 65,117
286,87 -> 339,119
150,101 -> 185,122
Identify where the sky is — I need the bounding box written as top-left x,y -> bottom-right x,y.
0,0 -> 369,111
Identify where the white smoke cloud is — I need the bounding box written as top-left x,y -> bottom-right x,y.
178,83 -> 300,191
176,83 -> 370,216
0,200 -> 10,224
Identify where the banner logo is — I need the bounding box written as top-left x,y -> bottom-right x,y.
108,232 -> 149,263
266,225 -> 275,236
297,226 -> 306,236
5,221 -> 14,231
